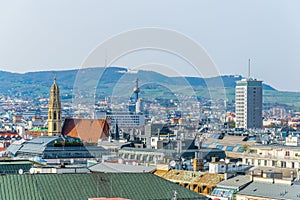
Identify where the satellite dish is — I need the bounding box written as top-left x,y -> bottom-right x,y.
30,168 -> 35,174
18,169 -> 23,175
170,160 -> 176,168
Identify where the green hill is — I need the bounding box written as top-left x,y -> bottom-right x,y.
0,67 -> 298,107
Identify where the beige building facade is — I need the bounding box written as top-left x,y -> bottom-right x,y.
48,75 -> 62,136
242,144 -> 300,170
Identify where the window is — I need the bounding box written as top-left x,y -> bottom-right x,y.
54,123 -> 57,131
285,151 -> 290,157
54,111 -> 57,120
237,147 -> 244,153
216,145 -> 224,150
226,146 -> 235,152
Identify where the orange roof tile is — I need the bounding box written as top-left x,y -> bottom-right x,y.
25,131 -> 45,136
62,118 -> 109,143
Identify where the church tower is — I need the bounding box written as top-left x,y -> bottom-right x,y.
48,74 -> 62,136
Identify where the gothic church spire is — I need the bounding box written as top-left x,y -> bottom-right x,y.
48,74 -> 62,136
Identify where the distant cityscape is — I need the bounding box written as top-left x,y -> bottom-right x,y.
0,66 -> 299,199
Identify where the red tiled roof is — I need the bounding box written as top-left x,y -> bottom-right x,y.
0,131 -> 18,134
25,132 -> 45,138
62,118 -> 109,143
0,131 -> 21,138
0,134 -> 19,137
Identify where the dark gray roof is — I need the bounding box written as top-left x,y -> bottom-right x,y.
121,147 -> 171,153
0,161 -> 33,174
6,136 -> 60,156
18,136 -> 59,154
6,136 -> 110,159
238,181 -> 300,199
6,143 -> 23,155
98,141 -> 132,148
183,148 -> 224,153
216,175 -> 252,190
29,136 -> 59,144
3,139 -> 26,156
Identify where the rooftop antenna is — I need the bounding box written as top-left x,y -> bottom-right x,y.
172,191 -> 177,200
248,58 -> 251,79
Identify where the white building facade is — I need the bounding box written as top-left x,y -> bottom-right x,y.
242,144 -> 300,169
235,79 -> 262,129
95,111 -> 145,127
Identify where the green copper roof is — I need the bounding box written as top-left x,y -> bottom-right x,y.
29,127 -> 48,132
0,161 -> 33,174
0,173 -> 205,200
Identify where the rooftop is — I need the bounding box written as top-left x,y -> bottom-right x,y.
216,175 -> 252,190
89,162 -> 156,173
251,143 -> 300,150
0,160 -> 33,174
155,170 -> 224,187
238,180 -> 300,199
0,173 -> 205,200
62,118 -> 109,143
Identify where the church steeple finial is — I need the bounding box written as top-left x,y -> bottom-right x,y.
54,73 -> 56,83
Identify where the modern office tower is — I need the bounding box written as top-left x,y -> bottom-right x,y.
235,78 -> 262,129
48,75 -> 62,136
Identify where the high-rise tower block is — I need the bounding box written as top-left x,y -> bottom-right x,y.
235,78 -> 262,129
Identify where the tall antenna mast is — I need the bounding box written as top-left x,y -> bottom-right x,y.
248,58 -> 251,79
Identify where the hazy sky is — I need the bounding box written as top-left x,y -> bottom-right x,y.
0,0 -> 299,91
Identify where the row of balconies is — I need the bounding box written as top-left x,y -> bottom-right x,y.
243,153 -> 300,161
